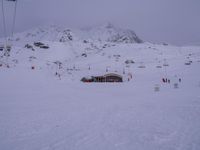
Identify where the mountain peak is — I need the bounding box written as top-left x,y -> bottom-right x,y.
84,23 -> 143,44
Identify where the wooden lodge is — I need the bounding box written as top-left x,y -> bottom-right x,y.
81,73 -> 123,83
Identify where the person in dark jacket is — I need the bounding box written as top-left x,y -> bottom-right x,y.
162,78 -> 166,83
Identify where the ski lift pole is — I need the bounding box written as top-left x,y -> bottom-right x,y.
2,0 -> 18,58
1,0 -> 8,51
11,0 -> 18,37
163,58 -> 167,77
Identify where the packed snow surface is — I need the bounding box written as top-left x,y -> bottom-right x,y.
0,25 -> 200,150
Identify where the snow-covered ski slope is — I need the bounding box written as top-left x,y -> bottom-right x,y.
0,24 -> 200,150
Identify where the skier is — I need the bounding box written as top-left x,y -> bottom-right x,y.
162,78 -> 166,83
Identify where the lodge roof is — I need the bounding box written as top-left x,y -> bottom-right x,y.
103,73 -> 122,78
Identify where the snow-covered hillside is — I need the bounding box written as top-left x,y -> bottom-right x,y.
80,23 -> 143,43
0,24 -> 144,80
0,24 -> 200,150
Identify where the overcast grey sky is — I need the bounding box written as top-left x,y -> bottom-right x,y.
1,0 -> 200,45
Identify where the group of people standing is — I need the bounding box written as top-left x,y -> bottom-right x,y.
162,77 -> 182,84
162,78 -> 170,83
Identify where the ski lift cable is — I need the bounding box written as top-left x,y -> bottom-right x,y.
157,47 -> 168,81
11,0 -> 18,37
1,0 -> 8,47
1,0 -> 18,39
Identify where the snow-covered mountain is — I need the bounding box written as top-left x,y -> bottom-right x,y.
0,23 -> 199,81
80,23 -> 143,43
7,23 -> 142,44
9,25 -> 77,44
0,23 -> 144,72
1,24 -> 200,150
